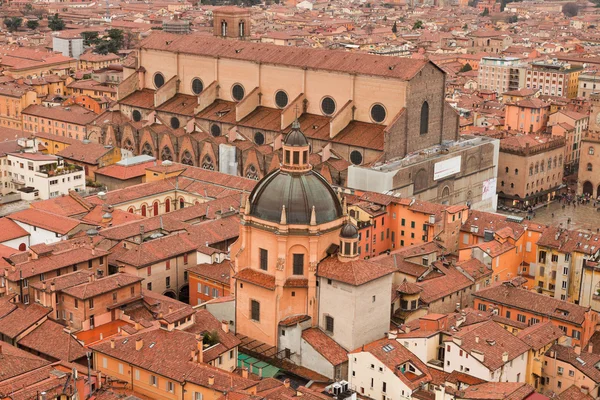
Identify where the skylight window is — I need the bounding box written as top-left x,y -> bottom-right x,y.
382,344 -> 394,352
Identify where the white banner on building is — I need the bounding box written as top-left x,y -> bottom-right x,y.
434,156 -> 461,181
482,178 -> 497,201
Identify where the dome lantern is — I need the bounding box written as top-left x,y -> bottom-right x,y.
281,118 -> 311,173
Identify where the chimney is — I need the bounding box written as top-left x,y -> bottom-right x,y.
574,345 -> 581,355
88,274 -> 95,283
284,379 -> 290,388
222,320 -> 229,333
502,351 -> 509,363
258,367 -> 263,378
42,281 -> 46,290
135,321 -> 141,331
475,335 -> 480,343
40,392 -> 47,400
135,338 -> 144,350
168,305 -> 173,314
110,339 -> 115,349
589,342 -> 594,353
387,331 -> 397,340
196,335 -> 204,363
208,375 -> 215,386
242,367 -> 248,379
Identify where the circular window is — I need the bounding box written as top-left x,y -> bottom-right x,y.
254,131 -> 265,145
191,78 -> 204,95
370,104 -> 387,123
350,150 -> 363,165
154,72 -> 165,89
132,110 -> 142,122
170,117 -> 180,129
321,96 -> 336,116
232,84 -> 245,101
211,124 -> 221,137
275,90 -> 289,108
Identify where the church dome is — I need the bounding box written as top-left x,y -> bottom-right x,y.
340,222 -> 359,239
249,169 -> 343,225
249,119 -> 342,225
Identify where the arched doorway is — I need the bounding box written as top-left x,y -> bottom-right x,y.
163,290 -> 177,299
583,181 -> 593,196
179,284 -> 189,304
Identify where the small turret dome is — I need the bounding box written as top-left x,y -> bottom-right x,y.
340,222 -> 359,239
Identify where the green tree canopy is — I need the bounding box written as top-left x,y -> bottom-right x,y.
412,20 -> 424,29
48,13 -> 65,31
81,31 -> 99,46
459,63 -> 473,73
4,17 -> 22,32
26,19 -> 39,30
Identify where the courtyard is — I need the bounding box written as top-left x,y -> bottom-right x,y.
499,200 -> 600,233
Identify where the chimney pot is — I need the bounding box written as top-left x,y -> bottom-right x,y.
208,375 -> 215,385
135,338 -> 144,351
242,367 -> 248,378
110,339 -> 115,349
284,379 -> 290,388
222,320 -> 229,333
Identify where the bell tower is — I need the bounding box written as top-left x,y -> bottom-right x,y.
589,93 -> 600,133
212,6 -> 251,40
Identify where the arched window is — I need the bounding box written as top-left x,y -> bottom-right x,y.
553,157 -> 557,168
529,164 -> 534,176
246,164 -> 259,180
535,162 -> 539,173
141,142 -> 153,156
588,163 -> 593,171
128,207 -> 135,214
161,146 -> 173,162
202,155 -> 214,170
349,210 -> 356,218
123,139 -> 134,152
221,20 -> 228,36
501,181 -> 505,187
515,168 -> 519,175
179,198 -> 185,209
590,147 -> 595,155
181,150 -> 193,166
510,183 -> 514,188
420,101 -> 429,135
548,159 -> 552,170
18,243 -> 26,251
505,167 -> 509,173
165,198 -> 171,213
141,205 -> 147,217
559,155 -> 563,166
153,201 -> 159,216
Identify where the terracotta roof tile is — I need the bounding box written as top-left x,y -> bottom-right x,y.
7,208 -> 82,235
17,319 -> 87,362
187,260 -> 232,285
0,218 -> 28,243
0,303 -> 51,339
301,328 -> 347,366
61,272 -> 142,299
140,32 -> 429,81
0,343 -> 50,383
234,268 -> 276,290
317,256 -> 395,286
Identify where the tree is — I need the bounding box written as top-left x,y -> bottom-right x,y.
383,16 -> 387,21
459,63 -> 473,73
81,31 -> 99,46
506,15 -> 518,23
462,23 -> 468,30
48,13 -> 65,31
412,20 -> 424,29
364,24 -> 374,35
480,7 -> 489,16
26,19 -> 38,30
94,28 -> 125,55
562,2 -> 579,17
203,330 -> 220,346
4,17 -> 22,32
392,20 -> 397,33
24,3 -> 33,12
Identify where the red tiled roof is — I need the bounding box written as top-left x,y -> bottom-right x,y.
17,319 -> 87,362
0,303 -> 52,339
317,256 -> 395,286
187,260 -> 232,285
301,328 -> 347,366
234,268 -> 276,290
7,208 -> 82,235
0,343 -> 50,383
0,218 -> 28,243
61,272 -> 142,299
516,321 -> 564,351
140,32 -> 429,81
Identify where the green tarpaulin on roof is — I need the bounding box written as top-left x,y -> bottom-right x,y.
238,353 -> 280,378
